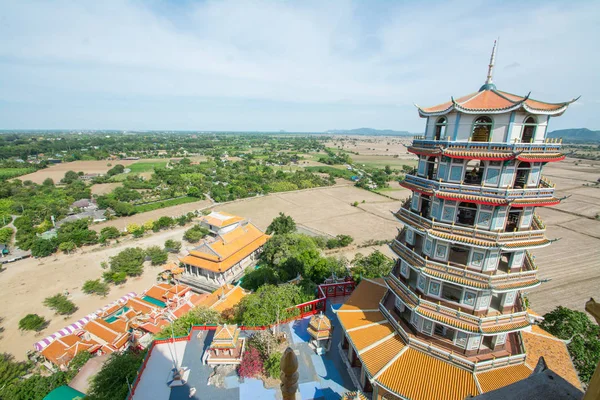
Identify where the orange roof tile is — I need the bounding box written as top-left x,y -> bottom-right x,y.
522,327 -> 582,390
126,297 -> 159,314
378,348 -> 479,400
348,322 -> 394,351
181,224 -> 269,273
337,311 -> 387,331
360,335 -> 406,376
476,363 -> 532,393
201,212 -> 245,228
418,88 -> 575,117
211,286 -> 248,313
85,319 -> 120,343
339,279 -> 387,312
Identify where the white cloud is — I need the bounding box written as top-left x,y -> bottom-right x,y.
0,0 -> 597,130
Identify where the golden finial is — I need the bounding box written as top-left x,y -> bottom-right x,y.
280,347 -> 299,400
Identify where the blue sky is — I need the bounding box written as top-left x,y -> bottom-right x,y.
0,0 -> 597,132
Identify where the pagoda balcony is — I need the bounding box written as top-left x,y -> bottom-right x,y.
410,137 -> 562,153
390,239 -> 539,291
403,173 -> 556,200
394,203 -> 547,245
384,273 -> 529,329
378,291 -> 527,371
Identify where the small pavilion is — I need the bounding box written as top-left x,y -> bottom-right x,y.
204,324 -> 246,365
307,313 -> 333,355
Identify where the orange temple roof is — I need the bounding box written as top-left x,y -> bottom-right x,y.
417,88 -> 578,117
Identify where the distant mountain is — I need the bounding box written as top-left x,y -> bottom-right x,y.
547,128 -> 600,142
325,128 -> 414,136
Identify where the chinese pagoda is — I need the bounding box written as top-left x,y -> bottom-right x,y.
336,42 -> 582,400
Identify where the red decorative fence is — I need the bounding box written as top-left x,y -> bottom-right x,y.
127,280 -> 356,399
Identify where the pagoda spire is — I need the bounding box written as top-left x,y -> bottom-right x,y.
480,39 -> 498,91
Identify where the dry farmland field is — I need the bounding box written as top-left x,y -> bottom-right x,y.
15,160 -> 139,184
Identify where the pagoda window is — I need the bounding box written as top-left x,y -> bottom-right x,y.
456,202 -> 478,226
513,161 -> 531,189
441,283 -> 463,303
422,319 -> 434,336
463,160 -> 484,185
462,291 -> 477,307
454,331 -> 468,348
400,260 -> 410,278
425,156 -> 438,180
428,280 -> 441,297
520,116 -> 537,143
449,244 -> 470,266
420,195 -> 432,218
506,207 -> 523,231
434,324 -> 455,341
471,116 -> 493,142
434,242 -> 448,261
434,117 -> 447,140
498,251 -> 512,273
411,193 -> 420,212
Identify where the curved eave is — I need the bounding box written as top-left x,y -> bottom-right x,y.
407,147 -> 443,157
418,96 -> 578,117
443,151 -> 514,161
399,181 -> 433,196
435,192 -> 508,206
516,154 -> 566,163
509,198 -> 561,208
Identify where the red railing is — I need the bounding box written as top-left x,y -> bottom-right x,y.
127,280 -> 356,399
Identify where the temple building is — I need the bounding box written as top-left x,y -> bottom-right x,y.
307,313 -> 333,355
179,212 -> 269,292
336,42 -> 582,400
203,324 -> 246,366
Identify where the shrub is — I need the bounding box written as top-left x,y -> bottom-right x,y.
248,331 -> 278,360
103,271 -> 127,285
109,247 -> 145,276
145,246 -> 168,265
31,238 -> 56,257
58,241 -> 76,254
238,347 -> 263,378
183,225 -> 209,243
43,294 -> 77,315
18,314 -> 47,332
265,352 -> 282,379
266,212 -> 296,235
0,227 -> 14,244
82,279 -> 110,296
164,239 -> 182,253
99,226 -> 120,241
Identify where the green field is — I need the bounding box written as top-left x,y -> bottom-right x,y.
305,166 -> 355,180
133,196 -> 198,213
352,156 -> 417,169
0,167 -> 35,181
128,160 -> 168,173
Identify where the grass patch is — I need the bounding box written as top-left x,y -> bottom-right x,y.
0,167 -> 35,181
133,196 -> 198,213
353,156 -> 417,169
128,161 -> 168,173
305,166 -> 355,180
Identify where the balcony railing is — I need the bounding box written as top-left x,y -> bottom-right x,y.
410,138 -> 562,152
385,276 -> 529,332
390,240 -> 538,289
395,203 -> 546,244
404,174 -> 556,199
378,299 -> 527,372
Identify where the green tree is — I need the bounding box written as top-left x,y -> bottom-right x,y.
0,227 -> 14,244
30,238 -> 56,257
58,240 -> 76,254
1,371 -> 68,400
154,307 -> 221,339
0,353 -> 30,396
109,247 -> 145,276
43,294 -> 77,315
236,284 -> 305,327
260,233 -> 321,282
351,250 -> 393,280
145,246 -> 168,266
87,350 -> 146,400
18,314 -> 47,332
183,225 -> 209,243
99,226 -> 120,241
61,170 -> 79,184
540,306 -> 600,383
82,279 -> 110,296
306,256 -> 347,284
164,239 -> 182,253
266,212 -> 296,235
187,186 -> 203,198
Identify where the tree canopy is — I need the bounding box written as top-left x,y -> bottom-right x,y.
154,307 -> 221,339
236,284 -> 307,327
86,350 -> 146,400
351,250 -> 393,280
266,212 -> 296,235
540,306 -> 600,383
